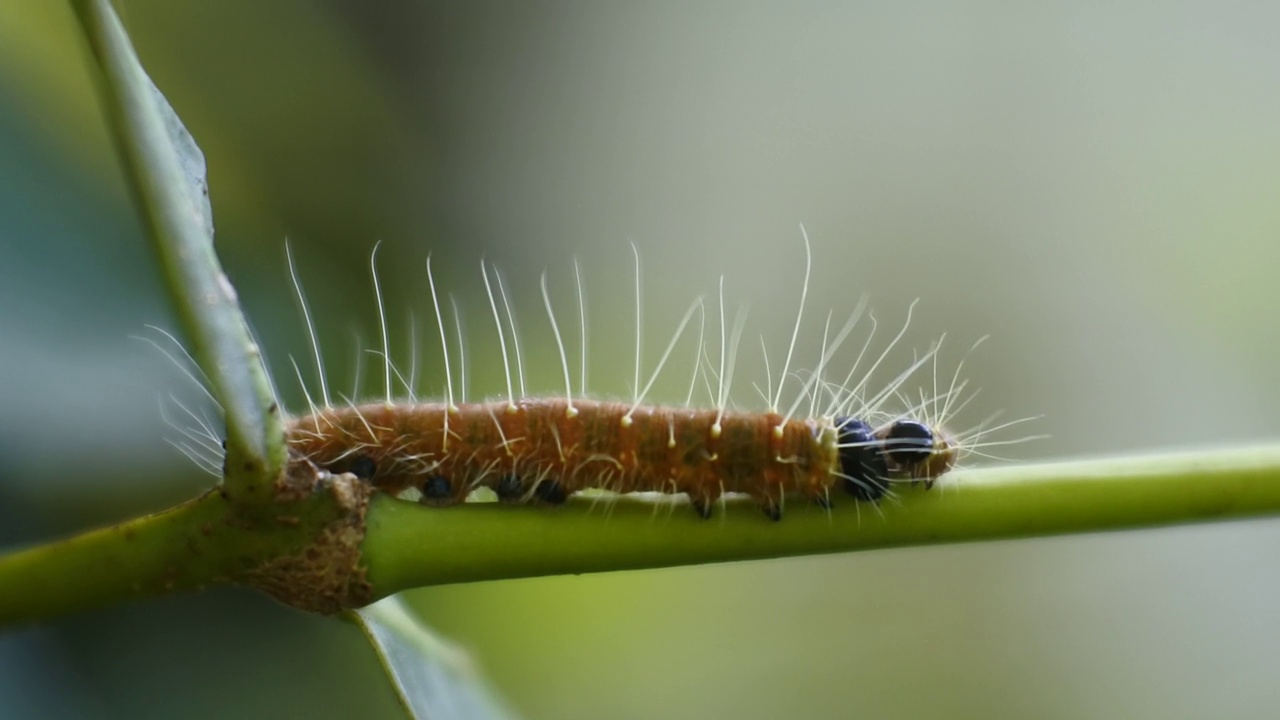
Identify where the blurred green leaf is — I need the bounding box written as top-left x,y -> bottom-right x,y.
354,596 -> 521,720
70,0 -> 285,499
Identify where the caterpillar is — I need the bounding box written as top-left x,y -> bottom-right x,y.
161,230 -> 1017,521
287,399 -> 952,521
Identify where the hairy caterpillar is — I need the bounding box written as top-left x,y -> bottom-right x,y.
164,229 -> 1015,520
287,399 -> 951,521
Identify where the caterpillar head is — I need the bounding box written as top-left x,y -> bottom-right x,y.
878,419 -> 957,488
833,417 -> 959,501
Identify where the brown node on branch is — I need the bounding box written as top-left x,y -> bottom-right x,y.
241,454 -> 375,614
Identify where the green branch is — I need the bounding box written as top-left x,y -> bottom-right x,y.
4,446 -> 1280,627
0,472 -> 364,627
69,0 -> 285,501
0,493 -> 232,626
359,444 -> 1280,594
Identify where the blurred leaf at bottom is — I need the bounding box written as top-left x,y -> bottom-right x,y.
353,595 -> 521,720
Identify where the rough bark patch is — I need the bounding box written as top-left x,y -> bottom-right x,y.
243,456 -> 375,614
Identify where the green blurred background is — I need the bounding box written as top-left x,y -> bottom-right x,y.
3,2 -> 1280,718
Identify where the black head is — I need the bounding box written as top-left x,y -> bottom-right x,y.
834,418 -> 890,502
882,420 -> 935,470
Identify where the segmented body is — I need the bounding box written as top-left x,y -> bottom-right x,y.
287,398 -> 955,519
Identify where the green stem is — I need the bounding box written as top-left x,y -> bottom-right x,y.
0,486 -> 350,627
360,444 -> 1280,594
4,446 -> 1280,627
69,0 -> 285,500
0,492 -> 232,625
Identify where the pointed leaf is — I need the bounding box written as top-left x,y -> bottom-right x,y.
354,596 -> 521,720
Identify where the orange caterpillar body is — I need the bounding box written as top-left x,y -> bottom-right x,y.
287,398 -> 957,520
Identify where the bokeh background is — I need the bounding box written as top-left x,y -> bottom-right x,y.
3,2 -> 1280,718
